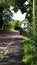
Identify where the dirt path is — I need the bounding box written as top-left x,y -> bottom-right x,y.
0,31 -> 25,65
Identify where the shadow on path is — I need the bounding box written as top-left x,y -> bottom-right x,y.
0,31 -> 25,65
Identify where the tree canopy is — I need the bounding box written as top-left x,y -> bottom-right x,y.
0,0 -> 13,29
0,0 -> 28,29
0,0 -> 36,29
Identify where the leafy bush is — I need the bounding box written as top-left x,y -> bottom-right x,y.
23,37 -> 37,65
2,21 -> 13,31
0,20 -> 21,31
11,20 -> 20,30
0,53 -> 5,59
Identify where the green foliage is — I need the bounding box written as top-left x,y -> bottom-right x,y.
0,0 -> 13,29
25,2 -> 33,23
23,38 -> 37,65
13,0 -> 27,12
0,5 -> 4,28
3,20 -> 20,31
23,38 -> 35,54
33,32 -> 37,44
0,53 -> 5,59
3,23 -> 12,31
0,0 -> 33,29
11,20 -> 20,30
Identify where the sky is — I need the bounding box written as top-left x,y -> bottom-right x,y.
12,10 -> 26,21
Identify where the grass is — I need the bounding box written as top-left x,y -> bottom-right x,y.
0,53 -> 5,59
22,37 -> 37,65
0,29 -> 16,33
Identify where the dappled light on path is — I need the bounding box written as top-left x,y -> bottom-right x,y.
0,31 -> 25,65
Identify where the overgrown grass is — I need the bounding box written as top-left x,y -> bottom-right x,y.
0,20 -> 20,31
22,37 -> 37,65
0,53 -> 5,59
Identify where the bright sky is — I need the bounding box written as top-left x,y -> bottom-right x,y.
12,10 -> 26,21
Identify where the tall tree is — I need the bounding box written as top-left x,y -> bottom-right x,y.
0,0 -> 13,29
32,0 -> 35,39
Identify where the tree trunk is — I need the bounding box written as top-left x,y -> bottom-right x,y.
33,0 -> 35,39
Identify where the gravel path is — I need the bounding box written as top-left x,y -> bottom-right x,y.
0,31 -> 25,65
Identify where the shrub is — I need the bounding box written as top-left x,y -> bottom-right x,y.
0,53 -> 5,59
1,20 -> 21,31
11,20 -> 20,30
23,37 -> 37,65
